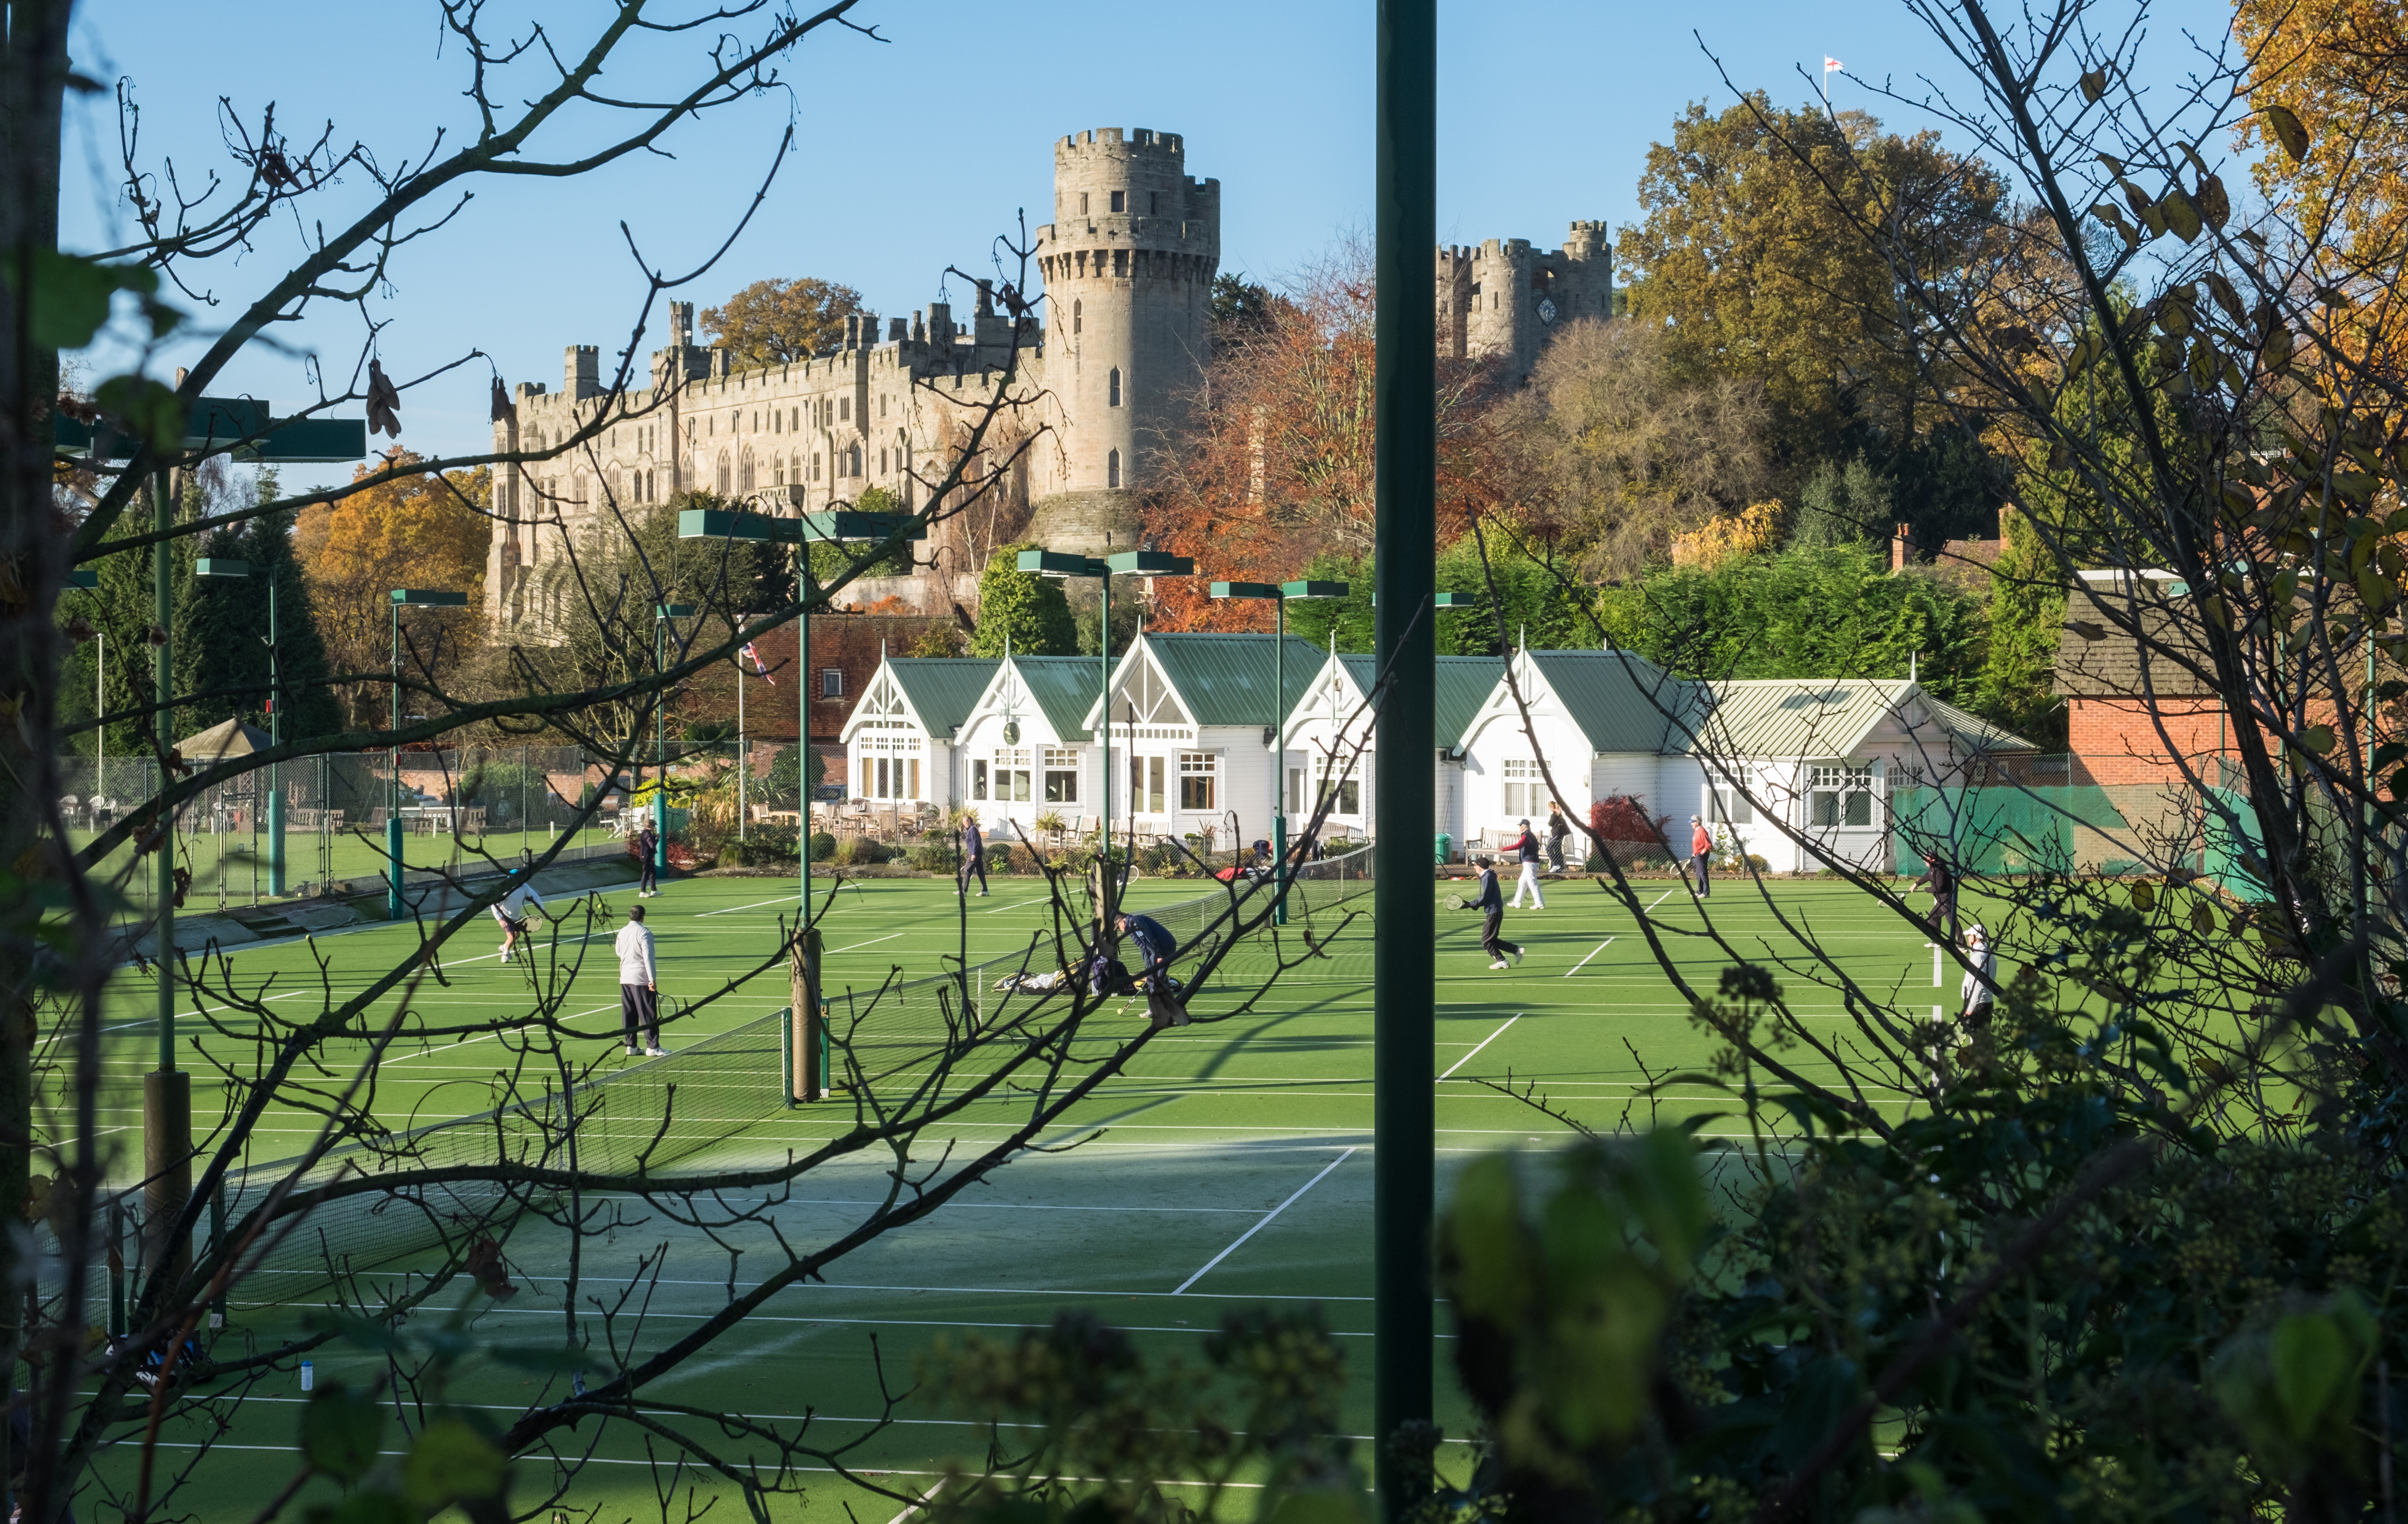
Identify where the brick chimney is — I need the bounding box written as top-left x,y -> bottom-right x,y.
1891,522 -> 1913,572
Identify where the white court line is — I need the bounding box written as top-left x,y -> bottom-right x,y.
985,896 -> 1050,914
1172,1146 -> 1356,1294
1439,1014 -> 1522,1080
1564,937 -> 1615,977
829,932 -> 904,955
887,1483 -> 945,1524
1560,885 -> 1679,978
694,883 -> 869,918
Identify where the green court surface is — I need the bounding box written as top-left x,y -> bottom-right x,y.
81,868 -> 1947,1521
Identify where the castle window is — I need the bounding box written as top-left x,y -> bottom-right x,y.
716,453 -> 731,496
1080,192 -> 1089,215
741,451 -> 755,491
812,452 -> 821,480
1108,368 -> 1122,407
1110,190 -> 1125,213
880,393 -> 887,417
1113,249 -> 1128,278
1073,299 -> 1082,335
772,410 -> 780,434
1149,191 -> 1159,214
879,448 -> 887,473
840,397 -> 850,421
1108,449 -> 1121,489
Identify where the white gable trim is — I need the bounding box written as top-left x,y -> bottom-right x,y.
839,657 -> 936,744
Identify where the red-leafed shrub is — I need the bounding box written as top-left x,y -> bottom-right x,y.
666,842 -> 703,872
1590,794 -> 1669,846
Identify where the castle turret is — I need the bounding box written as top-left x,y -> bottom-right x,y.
1029,127 -> 1219,549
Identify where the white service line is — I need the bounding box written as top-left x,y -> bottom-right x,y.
1172,1146 -> 1357,1295
695,883 -> 867,918
984,896 -> 1050,915
828,932 -> 904,955
1564,937 -> 1616,977
886,1483 -> 945,1524
1440,1014 -> 1522,1080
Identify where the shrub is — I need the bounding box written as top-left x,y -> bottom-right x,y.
832,836 -> 891,867
808,832 -> 836,862
906,842 -> 956,873
1591,793 -> 1669,848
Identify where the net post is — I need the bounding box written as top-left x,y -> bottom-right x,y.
779,1008 -> 796,1108
207,1180 -> 226,1329
107,1198 -> 125,1338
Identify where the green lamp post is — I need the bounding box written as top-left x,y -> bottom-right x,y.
653,603 -> 696,876
1208,579 -> 1347,924
678,492 -> 923,1103
1018,546 -> 1194,915
388,588 -> 467,918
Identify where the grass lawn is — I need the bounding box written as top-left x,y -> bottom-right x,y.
69,866 -> 1946,1521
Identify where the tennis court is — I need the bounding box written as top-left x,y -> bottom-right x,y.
78,863 -> 1949,1520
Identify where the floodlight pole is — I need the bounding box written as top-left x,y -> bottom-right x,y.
1373,0 -> 1439,1510
267,575 -> 283,895
389,596 -> 404,918
146,466 -> 190,1284
1021,546 -> 1194,924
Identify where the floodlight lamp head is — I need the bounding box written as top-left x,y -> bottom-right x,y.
1280,580 -> 1348,600
390,588 -> 468,607
1432,592 -> 1475,608
657,603 -> 697,619
1210,581 -> 1280,601
193,558 -> 252,580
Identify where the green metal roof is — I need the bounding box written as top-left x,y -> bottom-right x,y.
1523,650 -> 1696,753
1009,657 -> 1100,741
1313,652 -> 1498,748
883,658 -> 1000,736
1087,633 -> 1327,729
1677,679 -> 2037,758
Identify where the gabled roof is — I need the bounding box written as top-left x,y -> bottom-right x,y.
1300,652 -> 1500,749
868,657 -> 999,738
1083,633 -> 1325,729
1007,656 -> 1099,742
1485,649 -> 1695,754
1677,678 -> 2036,758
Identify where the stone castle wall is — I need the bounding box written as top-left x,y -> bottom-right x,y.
485,127 -> 1606,635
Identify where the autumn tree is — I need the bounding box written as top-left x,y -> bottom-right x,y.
292,452 -> 490,723
1618,95 -> 2009,539
1147,241 -> 1515,630
1496,316 -> 1780,580
702,275 -> 864,367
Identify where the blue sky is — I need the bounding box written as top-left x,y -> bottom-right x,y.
63,0 -> 2234,487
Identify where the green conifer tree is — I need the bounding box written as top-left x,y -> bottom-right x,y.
967,544 -> 1077,656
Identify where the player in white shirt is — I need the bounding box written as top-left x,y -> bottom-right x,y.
614,902 -> 664,1056
489,869 -> 546,964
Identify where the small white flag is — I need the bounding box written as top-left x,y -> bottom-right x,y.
1825,56 -> 1844,70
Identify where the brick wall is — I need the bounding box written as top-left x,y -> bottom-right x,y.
677,612 -> 954,745
2066,698 -> 2232,785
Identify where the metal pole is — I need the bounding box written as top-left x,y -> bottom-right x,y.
1274,597 -> 1288,926
388,600 -> 405,918
1102,570 -> 1115,922
1372,0 -> 1437,1510
146,467 -> 192,1293
656,614 -> 670,880
738,619 -> 748,843
268,576 -> 284,895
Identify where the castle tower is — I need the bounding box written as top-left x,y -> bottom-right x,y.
1027,128 -> 1220,554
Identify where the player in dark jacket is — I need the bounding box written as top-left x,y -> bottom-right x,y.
1473,856 -> 1524,969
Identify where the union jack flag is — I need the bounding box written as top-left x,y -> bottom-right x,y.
743,641 -> 776,685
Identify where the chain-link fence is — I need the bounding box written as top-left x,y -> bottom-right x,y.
56,746 -> 676,913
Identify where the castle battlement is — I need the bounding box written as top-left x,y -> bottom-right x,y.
485,129 -> 1610,641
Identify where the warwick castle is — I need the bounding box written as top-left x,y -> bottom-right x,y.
485,127 -> 1610,636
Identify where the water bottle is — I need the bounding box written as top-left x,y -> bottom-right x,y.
300,1360 -> 314,1392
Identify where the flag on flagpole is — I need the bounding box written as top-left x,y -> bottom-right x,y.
743,641 -> 776,685
1825,56 -> 1844,70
